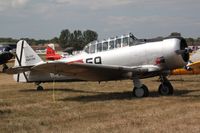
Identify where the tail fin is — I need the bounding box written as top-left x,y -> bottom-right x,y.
46,44 -> 61,60
13,40 -> 43,82
15,40 -> 43,67
46,46 -> 56,60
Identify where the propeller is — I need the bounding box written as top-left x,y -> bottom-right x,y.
175,48 -> 192,55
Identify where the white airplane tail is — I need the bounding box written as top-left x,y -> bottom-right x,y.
14,40 -> 43,67
14,40 -> 44,82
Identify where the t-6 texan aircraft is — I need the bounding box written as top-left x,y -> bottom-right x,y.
5,33 -> 189,98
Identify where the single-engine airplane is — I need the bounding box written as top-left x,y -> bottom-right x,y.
0,46 -> 14,72
5,33 -> 189,97
46,44 -> 75,60
171,49 -> 200,75
46,44 -> 62,61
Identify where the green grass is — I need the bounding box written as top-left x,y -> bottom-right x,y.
0,73 -> 200,133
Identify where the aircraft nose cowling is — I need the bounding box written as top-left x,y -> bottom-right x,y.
175,38 -> 189,63
163,37 -> 190,70
0,52 -> 13,64
179,38 -> 189,63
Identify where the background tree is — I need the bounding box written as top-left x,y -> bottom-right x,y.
83,30 -> 98,45
58,29 -> 98,50
186,38 -> 195,45
169,32 -> 181,37
59,29 -> 71,48
71,30 -> 83,50
50,37 -> 59,44
0,38 -> 17,43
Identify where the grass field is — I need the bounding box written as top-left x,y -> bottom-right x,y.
0,71 -> 200,133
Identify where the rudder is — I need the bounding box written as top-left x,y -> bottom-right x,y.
13,40 -> 43,82
14,40 -> 43,67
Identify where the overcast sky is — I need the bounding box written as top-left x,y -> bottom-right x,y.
0,0 -> 200,40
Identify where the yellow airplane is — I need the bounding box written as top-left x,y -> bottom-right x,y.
172,49 -> 200,75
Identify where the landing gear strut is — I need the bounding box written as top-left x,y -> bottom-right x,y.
158,76 -> 173,95
2,64 -> 8,72
132,77 -> 149,97
132,75 -> 174,97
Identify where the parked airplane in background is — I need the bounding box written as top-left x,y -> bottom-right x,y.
46,44 -> 61,60
172,49 -> 200,75
46,44 -> 78,60
0,46 -> 14,71
5,33 -> 189,97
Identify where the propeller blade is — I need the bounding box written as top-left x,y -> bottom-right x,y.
175,48 -> 192,55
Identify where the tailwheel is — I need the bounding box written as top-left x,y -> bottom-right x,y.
133,84 -> 149,98
158,81 -> 173,95
35,82 -> 44,91
37,85 -> 44,91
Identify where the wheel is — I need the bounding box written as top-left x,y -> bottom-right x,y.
37,86 -> 44,91
133,84 -> 149,98
142,85 -> 149,97
158,82 -> 173,95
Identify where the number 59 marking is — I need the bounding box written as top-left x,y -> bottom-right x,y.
86,56 -> 102,64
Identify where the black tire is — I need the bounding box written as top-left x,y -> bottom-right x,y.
158,82 -> 173,95
142,85 -> 149,97
37,86 -> 44,91
133,84 -> 149,98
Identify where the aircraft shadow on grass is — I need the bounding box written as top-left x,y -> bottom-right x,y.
153,78 -> 200,82
19,88 -> 101,94
19,88 -> 200,102
60,89 -> 200,102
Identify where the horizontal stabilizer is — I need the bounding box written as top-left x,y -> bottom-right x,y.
5,66 -> 33,74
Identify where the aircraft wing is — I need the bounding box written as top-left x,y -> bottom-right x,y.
187,61 -> 200,69
6,62 -> 161,81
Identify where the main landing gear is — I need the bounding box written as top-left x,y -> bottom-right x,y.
132,76 -> 174,98
132,77 -> 149,97
158,76 -> 174,96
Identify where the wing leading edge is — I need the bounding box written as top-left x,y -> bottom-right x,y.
188,61 -> 200,69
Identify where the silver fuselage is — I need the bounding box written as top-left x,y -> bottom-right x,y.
19,37 -> 187,83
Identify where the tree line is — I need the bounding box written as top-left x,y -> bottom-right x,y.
58,29 -> 98,50
0,31 -> 200,50
169,32 -> 200,46
0,29 -> 98,50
